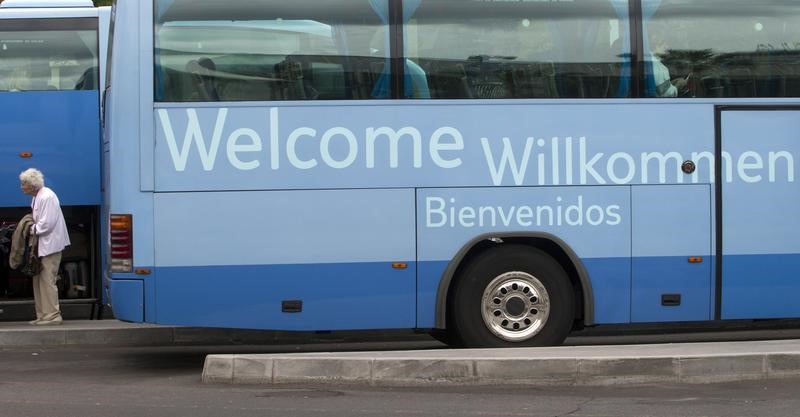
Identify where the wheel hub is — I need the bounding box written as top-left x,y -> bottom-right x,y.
481,271 -> 550,342
504,296 -> 526,317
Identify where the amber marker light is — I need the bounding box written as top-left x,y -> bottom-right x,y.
392,263 -> 408,269
688,257 -> 704,263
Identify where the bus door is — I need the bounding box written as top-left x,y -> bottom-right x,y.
0,17 -> 101,209
0,14 -> 102,320
719,107 -> 800,319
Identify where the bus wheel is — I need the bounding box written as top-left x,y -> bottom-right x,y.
452,245 -> 574,348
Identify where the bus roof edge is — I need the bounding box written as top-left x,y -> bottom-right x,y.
0,0 -> 95,8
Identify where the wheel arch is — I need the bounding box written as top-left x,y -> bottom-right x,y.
434,232 -> 594,329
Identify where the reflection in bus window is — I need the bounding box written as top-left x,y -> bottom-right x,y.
0,29 -> 98,92
405,0 -> 632,99
644,0 -> 800,98
154,0 -> 389,102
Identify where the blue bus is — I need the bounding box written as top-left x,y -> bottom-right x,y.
0,0 -> 109,321
105,0 -> 800,347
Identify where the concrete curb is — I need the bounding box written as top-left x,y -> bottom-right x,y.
202,339 -> 800,386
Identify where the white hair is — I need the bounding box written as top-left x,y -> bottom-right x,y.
19,168 -> 44,190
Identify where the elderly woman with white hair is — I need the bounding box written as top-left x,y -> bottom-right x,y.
19,168 -> 70,325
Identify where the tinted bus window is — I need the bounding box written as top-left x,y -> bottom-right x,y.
644,0 -> 800,98
0,19 -> 99,92
154,0 -> 389,102
405,0 -> 631,99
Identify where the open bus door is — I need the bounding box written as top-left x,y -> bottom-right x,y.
0,2 -> 103,321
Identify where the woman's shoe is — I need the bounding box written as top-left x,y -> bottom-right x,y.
34,318 -> 63,326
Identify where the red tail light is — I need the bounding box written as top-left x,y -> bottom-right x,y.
110,214 -> 132,273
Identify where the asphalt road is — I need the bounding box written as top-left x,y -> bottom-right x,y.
2,343 -> 800,417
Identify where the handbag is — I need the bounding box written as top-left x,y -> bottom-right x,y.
20,234 -> 41,277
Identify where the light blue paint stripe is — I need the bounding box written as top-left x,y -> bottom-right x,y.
153,104 -> 714,191
152,188 -> 416,267
631,185 -> 711,257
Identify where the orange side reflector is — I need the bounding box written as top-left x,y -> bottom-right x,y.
688,257 -> 704,263
135,268 -> 151,275
392,263 -> 408,269
19,152 -> 32,158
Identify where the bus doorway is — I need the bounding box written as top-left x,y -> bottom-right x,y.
0,207 -> 100,321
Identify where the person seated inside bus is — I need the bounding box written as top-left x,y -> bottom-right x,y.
74,66 -> 98,90
646,28 -> 687,97
185,57 -> 219,101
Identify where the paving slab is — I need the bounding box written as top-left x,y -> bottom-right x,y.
0,320 -> 174,347
202,339 -> 800,387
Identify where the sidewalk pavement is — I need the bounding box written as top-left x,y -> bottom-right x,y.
0,319 -> 432,347
0,320 -> 183,347
3,319 -> 800,387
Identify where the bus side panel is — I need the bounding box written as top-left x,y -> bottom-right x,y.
105,0 -> 160,322
0,91 -> 100,207
631,185 -> 712,322
416,186 -> 632,328
152,189 -> 416,330
108,279 -> 144,322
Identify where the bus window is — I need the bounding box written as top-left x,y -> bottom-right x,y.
0,20 -> 98,92
154,0 -> 389,102
643,0 -> 800,98
405,0 -> 631,99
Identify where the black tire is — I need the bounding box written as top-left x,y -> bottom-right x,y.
451,244 -> 574,348
429,327 -> 462,347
